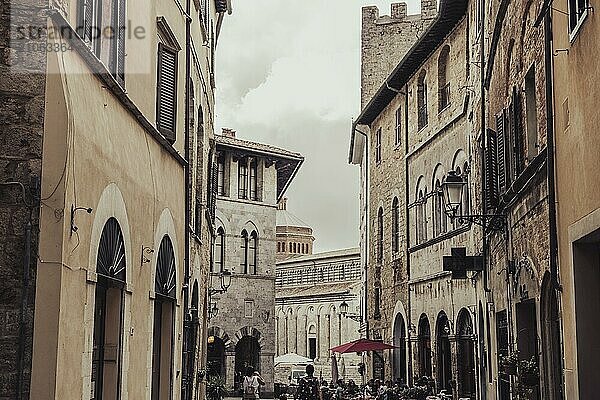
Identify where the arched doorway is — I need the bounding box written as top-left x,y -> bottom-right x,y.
393,313 -> 407,383
182,281 -> 200,400
418,314 -> 432,378
151,235 -> 177,400
91,217 -> 127,400
207,336 -> 226,378
457,309 -> 476,398
541,273 -> 563,399
436,312 -> 452,391
235,336 -> 261,389
478,303 -> 488,400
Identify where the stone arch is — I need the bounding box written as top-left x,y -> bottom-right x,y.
242,219 -> 260,237
435,311 -> 452,391
232,326 -> 264,350
85,183 -> 133,398
88,182 -> 133,285
391,301 -> 408,382
208,326 -> 234,351
456,308 -> 476,398
215,209 -> 231,233
513,254 -> 541,300
451,149 -> 468,172
152,208 -> 179,300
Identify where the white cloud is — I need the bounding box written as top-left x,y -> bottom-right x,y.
215,0 -> 420,252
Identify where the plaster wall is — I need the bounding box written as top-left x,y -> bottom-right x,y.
551,2 -> 600,398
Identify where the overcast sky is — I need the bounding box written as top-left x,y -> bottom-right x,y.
215,0 -> 420,253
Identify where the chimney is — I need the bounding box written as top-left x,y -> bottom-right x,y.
277,198 -> 288,210
221,128 -> 236,138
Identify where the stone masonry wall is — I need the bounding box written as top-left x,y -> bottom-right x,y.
0,0 -> 47,397
361,1 -> 437,108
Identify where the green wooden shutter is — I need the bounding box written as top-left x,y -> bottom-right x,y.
157,44 -> 178,142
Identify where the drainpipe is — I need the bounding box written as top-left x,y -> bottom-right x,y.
183,0 -> 192,395
352,122 -> 369,340
16,219 -> 32,400
403,86 -> 413,386
542,0 -> 559,292
542,7 -> 566,398
480,1 -> 491,294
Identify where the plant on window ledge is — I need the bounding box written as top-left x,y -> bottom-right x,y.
500,351 -> 540,399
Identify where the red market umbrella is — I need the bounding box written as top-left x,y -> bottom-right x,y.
330,338 -> 396,354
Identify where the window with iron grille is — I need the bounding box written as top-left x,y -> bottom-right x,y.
156,43 -> 178,143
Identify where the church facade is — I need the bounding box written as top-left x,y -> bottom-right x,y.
275,238 -> 363,384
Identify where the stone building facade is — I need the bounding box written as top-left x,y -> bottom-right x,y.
1,0 -> 230,398
352,0 -> 565,398
360,0 -> 437,107
207,130 -> 303,398
275,198 -> 315,262
483,0 -> 562,398
552,0 -> 600,398
275,248 -> 362,384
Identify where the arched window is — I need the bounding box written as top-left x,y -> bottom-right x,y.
214,227 -> 225,272
92,218 -> 126,400
277,242 -> 281,253
417,70 -> 428,129
241,229 -> 257,274
438,45 -> 450,111
377,207 -> 384,263
392,197 -> 400,253
249,231 -> 257,274
433,180 -> 447,236
418,314 -> 432,378
416,190 -> 427,244
241,230 -> 248,273
152,235 -> 177,400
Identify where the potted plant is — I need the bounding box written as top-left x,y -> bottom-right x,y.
206,375 -> 227,400
499,352 -> 519,375
518,355 -> 540,388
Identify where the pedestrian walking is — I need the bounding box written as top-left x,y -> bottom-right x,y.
296,365 -> 322,400
243,366 -> 265,400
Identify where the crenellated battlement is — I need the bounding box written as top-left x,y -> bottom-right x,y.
360,1 -> 437,107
